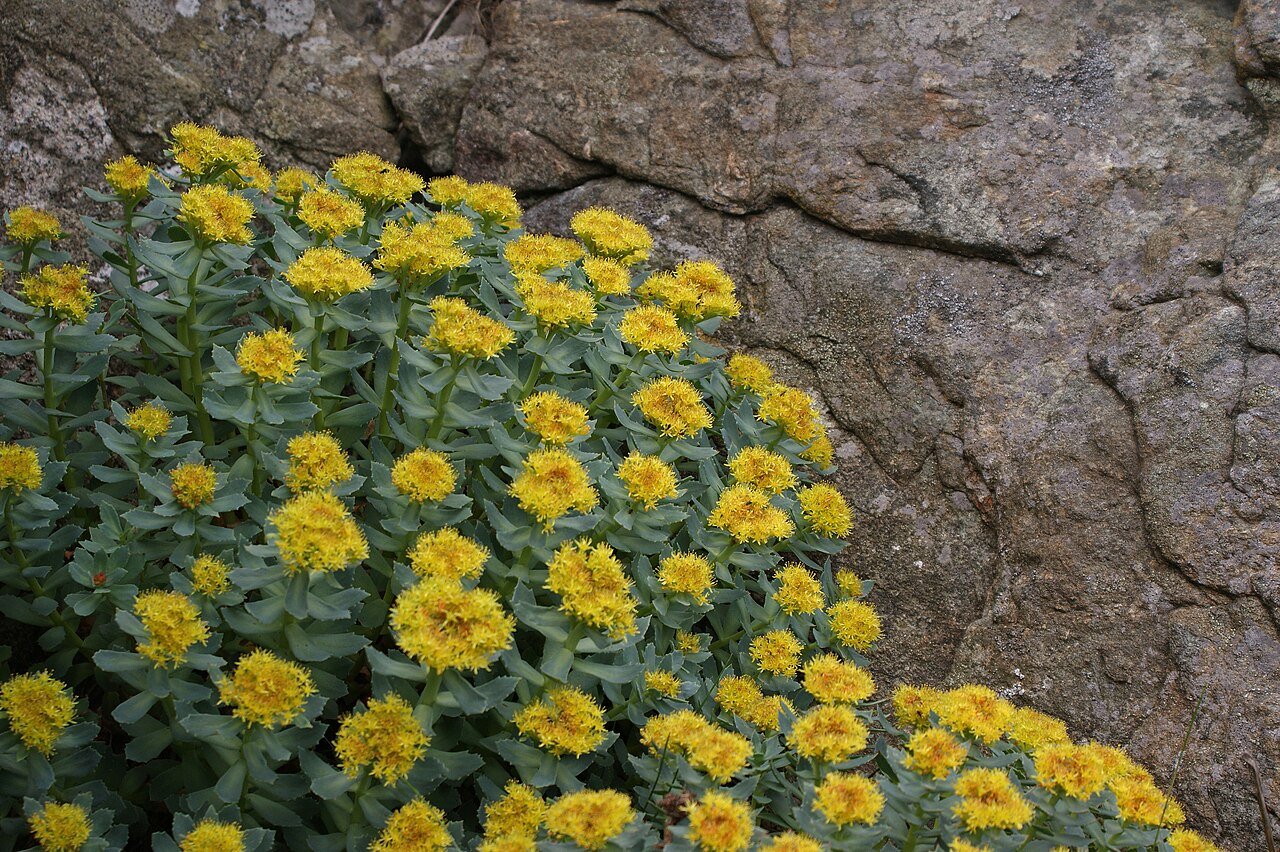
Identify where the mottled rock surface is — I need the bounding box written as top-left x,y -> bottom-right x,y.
2,0 -> 1278,845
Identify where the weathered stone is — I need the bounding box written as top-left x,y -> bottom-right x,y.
383,35 -> 489,174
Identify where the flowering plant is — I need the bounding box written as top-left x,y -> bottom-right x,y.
0,125 -> 1218,852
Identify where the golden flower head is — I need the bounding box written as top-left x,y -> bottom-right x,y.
520,391 -> 591,445
618,453 -> 679,509
903,727 -> 968,780
802,653 -> 875,705
1111,775 -> 1185,826
953,767 -> 1034,831
761,832 -> 823,852
483,781 -> 546,842
331,152 -> 424,208
790,704 -> 869,763
826,599 -> 881,651
546,539 -> 638,638
935,684 -> 1015,744
370,799 -> 452,852
28,802 -> 91,852
515,274 -> 596,329
170,462 -> 217,509
237,328 -> 305,383
632,377 -> 713,439
464,182 -> 522,227
273,167 -> 318,203
21,264 -> 95,323
644,670 -> 683,698
758,385 -> 824,445
285,431 -> 353,492
515,685 -> 606,756
508,448 -> 599,530
124,402 -> 173,441
729,447 -> 795,495
424,297 -> 513,359
431,211 -> 474,242
657,551 -> 715,604
105,156 -> 159,202
687,790 -> 754,852
618,305 -> 689,354
570,207 -> 653,264
774,562 -> 825,615
799,483 -> 852,538
544,790 -> 634,851
725,353 -> 773,395
6,206 -> 62,244
270,490 -> 369,573
891,683 -> 943,729
709,484 -> 794,544
391,578 -> 514,672
391,447 -> 456,503
835,569 -> 863,599
715,676 -> 790,732
297,188 -> 365,239
284,246 -> 374,302
134,590 -> 210,667
376,220 -> 471,285
219,649 -> 315,728
638,260 -> 740,321
813,772 -> 884,827
1168,829 -> 1223,852
802,433 -> 835,469
749,629 -> 804,678
1009,705 -> 1071,750
178,184 -> 255,244
1093,743 -> 1155,787
0,443 -> 43,493
676,630 -> 704,654
0,672 -> 74,755
427,175 -> 471,207
180,819 -> 245,852
225,160 -> 271,192
504,233 -> 583,273
1034,743 -> 1107,799
170,122 -> 261,179
191,554 -> 232,596
335,693 -> 430,784
583,256 -> 631,295
408,527 -> 489,581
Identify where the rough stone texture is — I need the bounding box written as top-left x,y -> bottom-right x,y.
2,0 -> 1279,845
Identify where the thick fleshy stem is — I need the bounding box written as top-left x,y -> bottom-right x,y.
377,278 -> 413,438
42,323 -> 67,465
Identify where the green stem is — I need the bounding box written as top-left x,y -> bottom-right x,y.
426,374 -> 456,441
520,352 -> 544,398
416,669 -> 442,731
377,279 -> 414,438
42,323 -> 67,464
181,249 -> 215,445
18,246 -> 33,275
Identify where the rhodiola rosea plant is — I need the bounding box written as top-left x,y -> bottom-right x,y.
0,124 -> 1220,852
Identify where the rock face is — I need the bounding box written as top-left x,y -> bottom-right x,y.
2,0 -> 1278,845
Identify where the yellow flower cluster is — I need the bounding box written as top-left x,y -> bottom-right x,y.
758,384 -> 825,445
391,578 -> 514,672
0,443 -> 43,492
640,710 -> 752,783
28,802 -> 91,852
274,167 -> 318,203
709,484 -> 794,544
790,704 -> 869,763
180,820 -> 245,852
179,184 -> 255,244
105,156 -> 160,201
543,789 -> 633,851
953,767 -> 1034,831
799,482 -> 852,537
269,490 -> 369,573
638,260 -> 741,321
515,274 -> 596,328
21,264 -> 95,323
656,551 -> 715,603
429,175 -> 522,227
617,452 -> 679,508
715,676 -> 791,731
903,727 -> 968,779
219,649 -> 316,727
483,781 -> 546,846
749,629 -> 804,677
331,152 -> 424,208
376,219 -> 470,284
827,599 -> 882,650
774,563 -> 824,614
391,447 -> 456,503
285,431 -> 353,491
514,686 -> 606,756
408,527 -> 489,581
570,207 -> 652,263
190,554 -> 232,596
284,246 -> 374,302
170,122 -> 261,180
6,206 -> 61,244
134,589 -> 210,667
582,256 -> 631,295
509,448 -> 598,529
729,446 -> 795,494
520,391 -> 590,445
644,670 -> 683,698
618,304 -> 688,354
297,188 -> 365,240
725,353 -> 773,394
762,832 -> 822,852
170,461 -> 217,509
504,233 -> 583,272
1033,742 -> 1108,799
335,693 -> 430,783
687,791 -> 754,852
424,297 -> 514,359
0,672 -> 74,754
124,402 -> 173,441
631,376 -> 713,438
1009,705 -> 1071,749
813,772 -> 884,827
545,539 -> 638,638
801,653 -> 875,704
370,798 -> 452,852
237,328 -> 305,383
